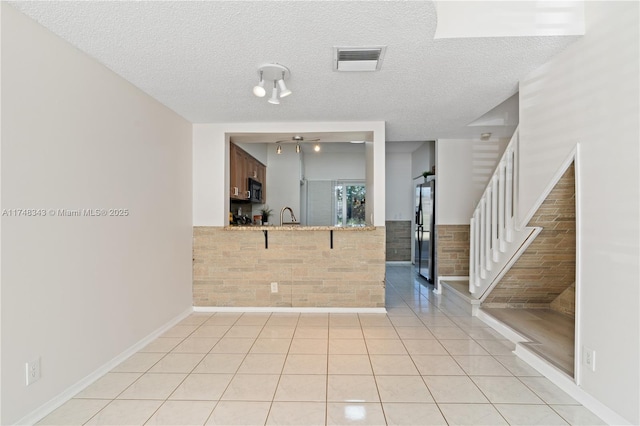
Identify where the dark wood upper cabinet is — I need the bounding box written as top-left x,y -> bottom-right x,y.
230,143 -> 266,202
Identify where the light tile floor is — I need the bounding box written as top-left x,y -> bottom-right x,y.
38,265 -> 606,425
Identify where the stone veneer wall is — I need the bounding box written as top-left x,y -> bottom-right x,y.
385,221 -> 411,261
193,227 -> 386,308
550,282 -> 576,318
436,225 -> 470,276
483,163 -> 576,309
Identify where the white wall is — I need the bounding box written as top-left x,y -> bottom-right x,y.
436,138 -> 508,225
303,151 -> 365,181
411,141 -> 435,180
265,148 -> 300,221
1,5 -> 193,424
235,142 -> 268,166
193,122 -> 385,227
385,152 -> 413,221
518,2 -> 639,423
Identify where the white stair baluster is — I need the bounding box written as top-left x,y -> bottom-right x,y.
491,176 -> 499,262
469,216 -> 475,292
505,147 -> 514,242
485,188 -> 492,271
479,199 -> 486,279
498,161 -> 506,252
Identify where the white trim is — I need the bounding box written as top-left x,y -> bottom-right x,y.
573,143 -> 582,386
518,146 -> 577,230
15,307 -> 194,426
193,306 -> 387,314
515,346 -> 632,426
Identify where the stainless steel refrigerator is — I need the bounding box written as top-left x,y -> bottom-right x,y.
415,177 -> 435,282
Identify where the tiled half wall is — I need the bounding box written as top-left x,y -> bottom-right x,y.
193,227 -> 386,308
483,163 -> 576,311
385,221 -> 411,261
436,225 -> 470,276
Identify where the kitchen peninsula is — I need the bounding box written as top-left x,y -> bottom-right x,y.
193,225 -> 385,309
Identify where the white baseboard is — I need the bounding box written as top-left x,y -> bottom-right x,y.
15,307 -> 193,426
193,306 -> 387,314
515,346 -> 632,426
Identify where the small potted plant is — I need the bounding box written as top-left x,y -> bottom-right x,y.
260,206 -> 272,225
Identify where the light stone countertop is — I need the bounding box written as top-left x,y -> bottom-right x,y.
223,225 -> 377,231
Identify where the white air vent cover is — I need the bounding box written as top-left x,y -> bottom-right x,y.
333,46 -> 387,72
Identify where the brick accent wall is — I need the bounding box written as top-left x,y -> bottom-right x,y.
436,225 -> 470,276
193,227 -> 386,308
385,221 -> 411,261
483,163 -> 576,309
550,282 -> 576,318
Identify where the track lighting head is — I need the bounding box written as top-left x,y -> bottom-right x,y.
314,144 -> 321,152
253,71 -> 266,97
278,72 -> 292,98
296,143 -> 301,153
276,144 -> 282,154
268,80 -> 280,105
254,63 -> 291,104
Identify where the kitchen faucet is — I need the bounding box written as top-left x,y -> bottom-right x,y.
280,206 -> 298,225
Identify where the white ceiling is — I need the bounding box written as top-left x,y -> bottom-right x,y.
8,1 -> 580,142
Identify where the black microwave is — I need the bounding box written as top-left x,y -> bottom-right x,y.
248,178 -> 263,203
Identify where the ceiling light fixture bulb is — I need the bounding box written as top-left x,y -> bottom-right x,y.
276,144 -> 282,154
296,143 -> 301,153
253,71 -> 266,97
314,144 -> 321,152
268,81 -> 280,105
278,72 -> 292,98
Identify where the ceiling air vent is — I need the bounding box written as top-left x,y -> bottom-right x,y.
333,46 -> 387,72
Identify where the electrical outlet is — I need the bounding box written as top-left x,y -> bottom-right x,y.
26,358 -> 41,386
270,282 -> 278,293
583,346 -> 596,372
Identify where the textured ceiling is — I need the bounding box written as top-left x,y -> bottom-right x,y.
8,1 -> 580,142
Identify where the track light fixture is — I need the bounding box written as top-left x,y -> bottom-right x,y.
274,136 -> 321,154
253,63 -> 292,104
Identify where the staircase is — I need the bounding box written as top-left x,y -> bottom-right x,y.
468,127 -> 541,300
